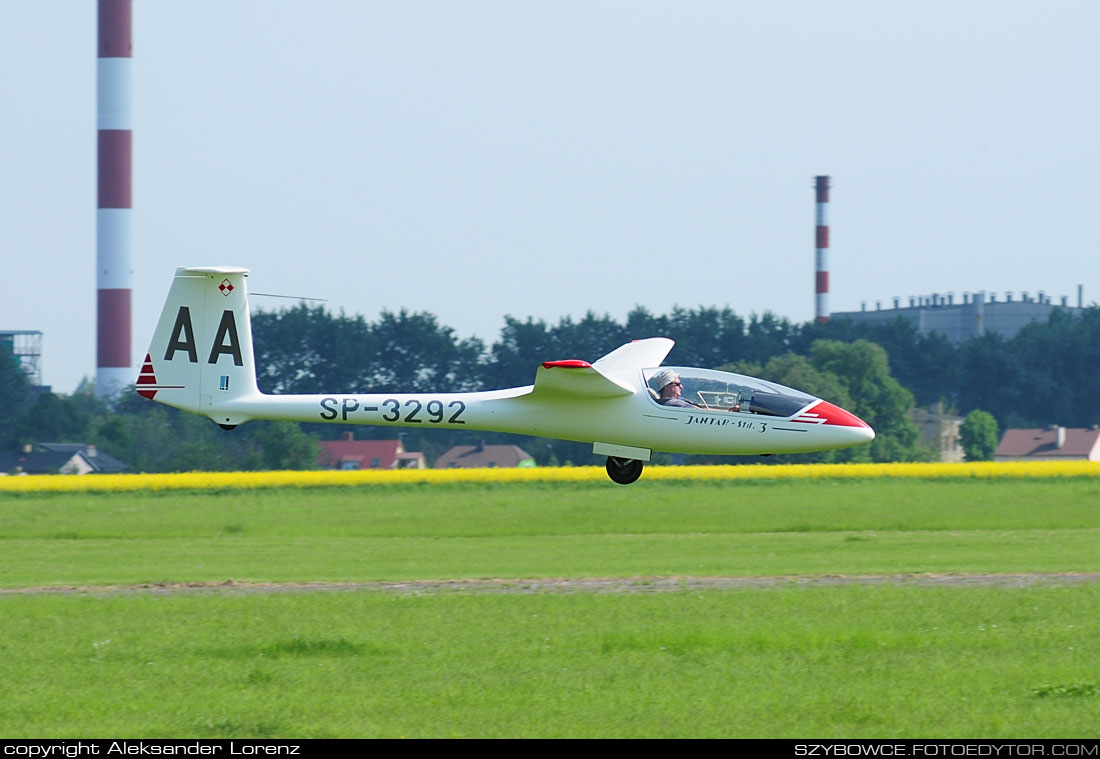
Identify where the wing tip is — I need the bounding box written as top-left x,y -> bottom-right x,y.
541,360 -> 593,370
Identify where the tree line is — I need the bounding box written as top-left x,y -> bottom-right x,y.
3,302 -> 1097,471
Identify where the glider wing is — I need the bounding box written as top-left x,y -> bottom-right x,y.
530,359 -> 635,398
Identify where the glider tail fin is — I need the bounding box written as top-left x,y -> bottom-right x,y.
137,267 -> 259,425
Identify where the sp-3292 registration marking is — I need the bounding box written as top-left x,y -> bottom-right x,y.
318,397 -> 466,424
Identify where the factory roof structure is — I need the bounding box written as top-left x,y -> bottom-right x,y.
831,291 -> 1086,344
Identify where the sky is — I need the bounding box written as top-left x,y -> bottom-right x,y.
2,0 -> 1099,394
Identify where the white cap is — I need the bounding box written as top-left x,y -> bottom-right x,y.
650,368 -> 680,392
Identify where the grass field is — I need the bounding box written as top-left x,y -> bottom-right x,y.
2,473 -> 1099,737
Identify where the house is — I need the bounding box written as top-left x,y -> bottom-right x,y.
0,443 -> 127,475
317,432 -> 425,470
434,442 -> 536,469
909,402 -> 964,462
994,426 -> 1100,462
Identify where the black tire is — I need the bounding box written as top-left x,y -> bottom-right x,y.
605,456 -> 644,485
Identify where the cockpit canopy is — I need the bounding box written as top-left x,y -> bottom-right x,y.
643,366 -> 816,418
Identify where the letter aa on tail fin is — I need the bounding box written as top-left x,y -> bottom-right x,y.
137,267 -> 260,424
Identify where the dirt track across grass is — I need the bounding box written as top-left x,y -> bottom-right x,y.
4,573 -> 1100,596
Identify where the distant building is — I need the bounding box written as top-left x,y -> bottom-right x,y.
909,403 -> 964,462
434,443 -> 536,469
832,292 -> 1085,344
0,330 -> 45,388
0,443 -> 127,475
994,427 -> 1100,462
317,433 -> 425,470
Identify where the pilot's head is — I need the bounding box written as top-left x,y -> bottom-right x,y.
651,368 -> 682,397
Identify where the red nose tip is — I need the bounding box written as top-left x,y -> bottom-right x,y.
812,401 -> 871,428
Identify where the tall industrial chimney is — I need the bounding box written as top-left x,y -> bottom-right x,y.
96,0 -> 133,399
814,175 -> 830,323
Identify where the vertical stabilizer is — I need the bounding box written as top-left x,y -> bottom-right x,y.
137,267 -> 259,423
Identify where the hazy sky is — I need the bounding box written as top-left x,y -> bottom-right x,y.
3,1 -> 1098,393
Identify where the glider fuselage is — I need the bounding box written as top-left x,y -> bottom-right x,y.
138,267 -> 874,481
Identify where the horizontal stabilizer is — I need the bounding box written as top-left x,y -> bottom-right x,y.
531,360 -> 635,399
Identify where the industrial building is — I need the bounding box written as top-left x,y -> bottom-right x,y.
0,330 -> 44,388
829,291 -> 1086,344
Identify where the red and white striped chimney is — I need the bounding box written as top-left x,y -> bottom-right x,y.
814,175 -> 830,323
96,0 -> 133,398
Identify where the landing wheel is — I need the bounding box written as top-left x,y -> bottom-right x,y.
605,456 -> 644,485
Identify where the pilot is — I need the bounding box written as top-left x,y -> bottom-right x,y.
650,369 -> 700,408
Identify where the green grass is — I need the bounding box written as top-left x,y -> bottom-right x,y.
5,530 -> 1100,587
2,588 -> 1099,738
2,480 -> 1100,587
5,479 -> 1100,539
2,477 -> 1100,737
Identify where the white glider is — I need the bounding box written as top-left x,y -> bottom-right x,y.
137,267 -> 874,483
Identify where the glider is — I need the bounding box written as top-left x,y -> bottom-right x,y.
138,267 -> 874,483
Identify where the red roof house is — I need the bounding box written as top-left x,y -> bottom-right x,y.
318,433 -> 425,470
994,426 -> 1100,462
434,443 -> 536,469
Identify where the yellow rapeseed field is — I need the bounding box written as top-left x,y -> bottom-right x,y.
0,460 -> 1097,493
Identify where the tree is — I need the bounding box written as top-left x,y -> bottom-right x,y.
624,306 -> 668,344
252,304 -> 377,394
369,309 -> 485,393
247,421 -> 321,470
253,303 -> 486,397
809,339 -> 927,462
744,312 -> 799,365
959,410 -> 999,462
1006,308 -> 1100,427
483,316 -> 559,390
89,401 -> 324,473
0,351 -> 32,449
13,391 -> 91,444
955,332 -> 1023,427
551,312 -> 628,367
663,306 -> 747,368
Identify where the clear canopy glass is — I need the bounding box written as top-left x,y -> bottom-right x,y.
642,366 -> 816,417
